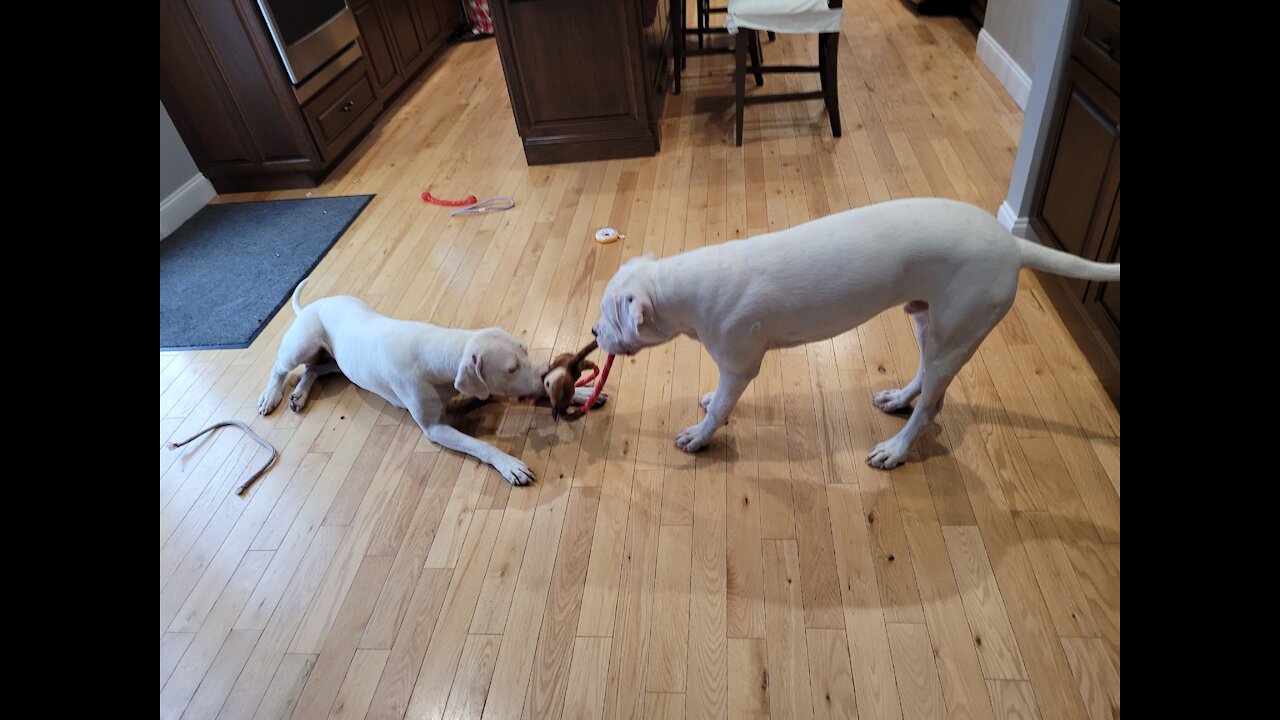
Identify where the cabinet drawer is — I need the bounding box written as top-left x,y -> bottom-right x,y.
1073,0 -> 1120,92
303,60 -> 382,161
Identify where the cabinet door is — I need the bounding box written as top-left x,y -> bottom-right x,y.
415,0 -> 444,48
1035,60 -> 1120,262
352,0 -> 403,99
1086,191 -> 1120,349
434,0 -> 465,33
383,0 -> 428,74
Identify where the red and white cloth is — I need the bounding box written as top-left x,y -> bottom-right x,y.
465,0 -> 494,35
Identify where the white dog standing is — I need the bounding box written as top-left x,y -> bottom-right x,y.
258,279 -> 602,485
592,198 -> 1120,469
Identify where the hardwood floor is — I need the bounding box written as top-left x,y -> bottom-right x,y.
159,1 -> 1120,718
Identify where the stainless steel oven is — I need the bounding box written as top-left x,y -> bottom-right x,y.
256,0 -> 360,94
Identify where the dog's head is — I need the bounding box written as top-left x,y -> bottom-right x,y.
592,253 -> 671,356
454,328 -> 545,400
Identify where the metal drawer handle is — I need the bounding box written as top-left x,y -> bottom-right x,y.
342,100 -> 355,112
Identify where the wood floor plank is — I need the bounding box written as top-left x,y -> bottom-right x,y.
403,509 -> 504,720
290,555 -> 394,719
561,637 -> 612,720
806,628 -> 860,720
602,469 -> 664,720
219,527 -> 346,720
521,487 -> 601,720
685,446 -> 729,719
161,631 -> 195,692
728,639 -> 770,720
441,635 -> 501,720
1013,512 -> 1099,640
363,568 -> 453,720
1060,638 -> 1121,720
161,551 -> 272,720
725,414 -> 766,639
251,654 -> 316,720
986,680 -> 1043,720
942,526 -> 1029,681
827,486 -> 904,720
184,629 -> 262,720
764,540 -> 815,720
646,525 -> 693,693
328,648 -> 390,720
886,623 -> 948,720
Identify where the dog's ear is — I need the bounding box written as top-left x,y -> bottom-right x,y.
455,352 -> 490,400
627,293 -> 652,331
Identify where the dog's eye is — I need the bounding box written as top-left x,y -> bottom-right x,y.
509,365 -> 519,374
627,295 -> 634,303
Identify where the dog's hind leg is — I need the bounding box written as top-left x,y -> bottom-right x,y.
874,301 -> 929,413
289,361 -> 340,412
258,315 -> 324,415
867,298 -> 1009,469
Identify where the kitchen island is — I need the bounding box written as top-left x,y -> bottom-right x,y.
491,0 -> 672,164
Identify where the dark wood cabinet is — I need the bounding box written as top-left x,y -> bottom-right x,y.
490,0 -> 671,165
353,0 -> 404,98
968,0 -> 987,24
385,0 -> 429,74
352,0 -> 462,102
160,0 -> 324,191
1036,60 -> 1119,267
161,0 -> 467,193
302,61 -> 383,161
1030,0 -> 1120,403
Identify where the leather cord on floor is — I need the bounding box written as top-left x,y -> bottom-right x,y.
166,420 -> 278,496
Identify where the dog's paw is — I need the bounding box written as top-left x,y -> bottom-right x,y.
675,423 -> 712,453
571,386 -> 609,407
257,388 -> 282,416
494,455 -> 535,486
873,388 -> 913,413
866,437 -> 909,470
288,387 -> 310,413
700,392 -> 715,410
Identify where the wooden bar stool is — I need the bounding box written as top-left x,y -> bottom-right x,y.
672,0 -> 765,95
697,0 -> 775,49
726,0 -> 844,145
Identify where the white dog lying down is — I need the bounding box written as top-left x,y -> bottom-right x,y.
591,198 -> 1120,469
258,280 -> 603,485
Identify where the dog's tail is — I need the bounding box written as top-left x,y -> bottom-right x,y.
291,278 -> 309,315
1017,238 -> 1119,282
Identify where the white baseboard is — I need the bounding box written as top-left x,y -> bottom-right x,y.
977,29 -> 1032,110
998,201 -> 1030,238
160,173 -> 216,241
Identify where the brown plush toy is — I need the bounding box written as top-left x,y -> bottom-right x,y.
542,340 -> 599,419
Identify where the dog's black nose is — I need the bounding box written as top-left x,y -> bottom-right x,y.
591,327 -> 598,337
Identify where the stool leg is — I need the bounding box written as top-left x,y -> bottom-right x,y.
673,0 -> 685,94
821,32 -> 842,138
749,30 -> 764,87
698,0 -> 706,49
735,32 -> 748,146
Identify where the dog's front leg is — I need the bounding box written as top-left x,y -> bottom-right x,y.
677,365 -> 757,453
425,423 -> 535,486
405,392 -> 534,485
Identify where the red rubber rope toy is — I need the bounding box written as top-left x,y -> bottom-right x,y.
574,352 -> 614,417
422,191 -> 478,207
